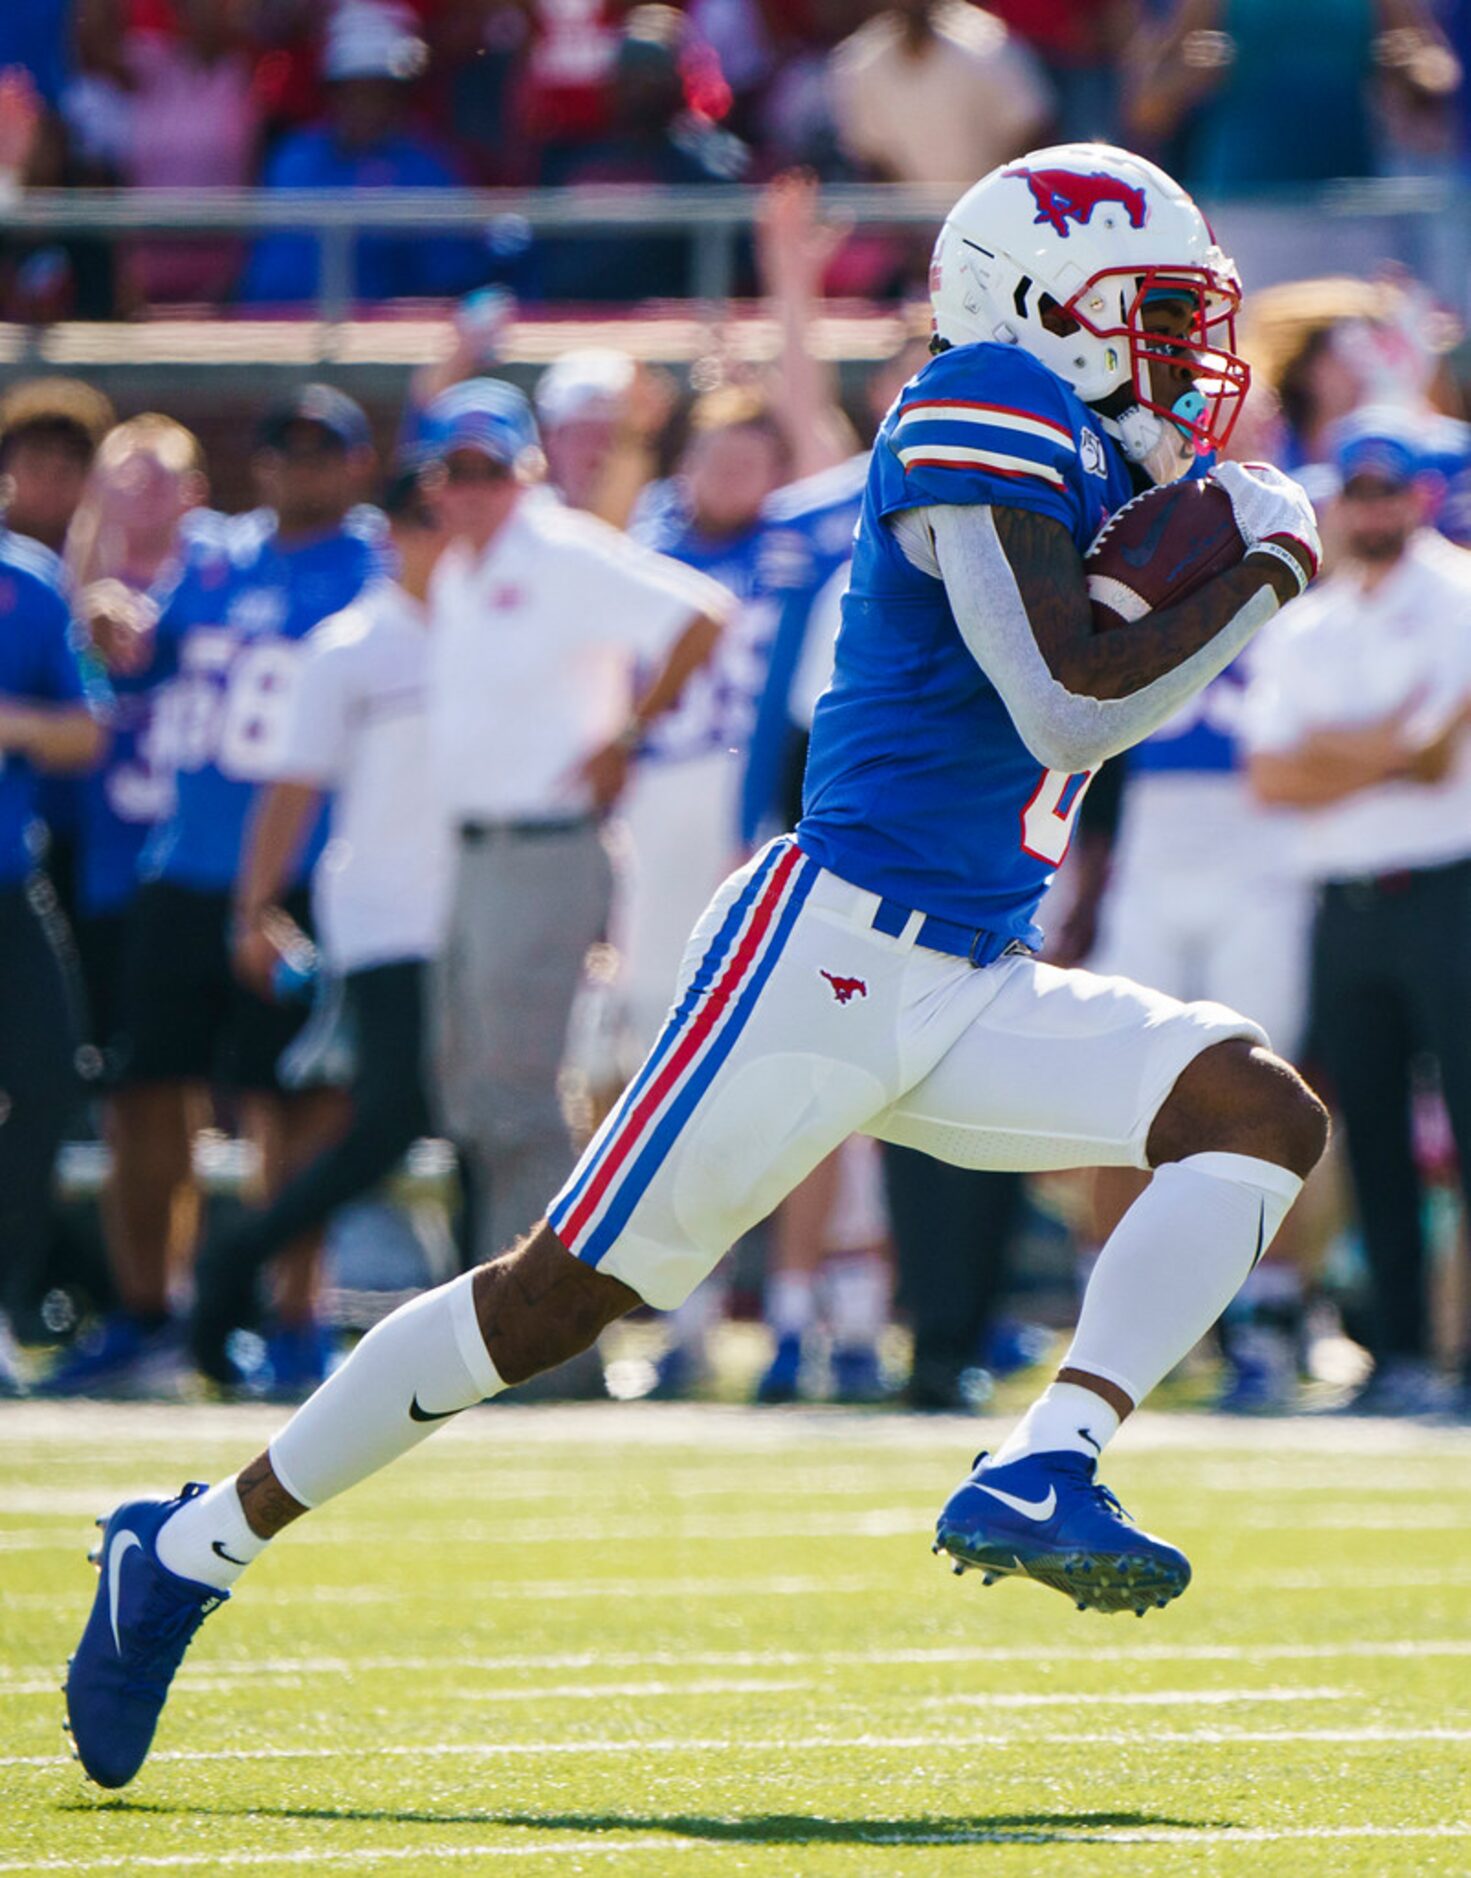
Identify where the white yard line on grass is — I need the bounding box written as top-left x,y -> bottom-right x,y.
3,1825 -> 1471,1872
1,1674 -> 811,1701
0,1678 -> 1344,1706
1,1573 -> 885,1605
9,1468 -> 1471,1514
6,1637 -> 1471,1683
4,1400 -> 1469,1458
915,1686 -> 1345,1710
7,1726 -> 1471,1771
12,1505 -> 1471,1549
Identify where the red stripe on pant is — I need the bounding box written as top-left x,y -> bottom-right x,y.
557,844 -> 803,1251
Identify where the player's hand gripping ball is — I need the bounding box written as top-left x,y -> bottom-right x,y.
1084,461 -> 1321,633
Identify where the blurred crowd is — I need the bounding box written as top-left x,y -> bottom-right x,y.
0,0 -> 1467,315
1,175 -> 1471,1417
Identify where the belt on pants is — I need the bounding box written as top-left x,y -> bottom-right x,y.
1325,853 -> 1471,905
459,815 -> 597,844
869,893 -> 1032,969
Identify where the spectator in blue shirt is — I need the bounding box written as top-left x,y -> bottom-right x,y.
0,529 -> 106,1387
238,2 -> 486,307
0,0 -> 69,107
60,385 -> 382,1402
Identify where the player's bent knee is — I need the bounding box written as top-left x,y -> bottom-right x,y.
1147,1039 -> 1329,1179
471,1223 -> 641,1386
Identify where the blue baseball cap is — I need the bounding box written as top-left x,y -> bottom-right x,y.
1330,405 -> 1430,490
418,377 -> 539,469
257,383 -> 372,453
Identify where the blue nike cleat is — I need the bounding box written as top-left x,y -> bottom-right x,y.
933,1449 -> 1191,1617
829,1342 -> 888,1404
37,1313 -> 180,1399
64,1484 -> 227,1787
755,1332 -> 805,1404
260,1320 -> 336,1403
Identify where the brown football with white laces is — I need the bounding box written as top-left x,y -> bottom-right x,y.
1084,478 -> 1246,633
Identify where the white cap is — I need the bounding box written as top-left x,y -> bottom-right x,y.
534,349 -> 635,428
324,1 -> 427,83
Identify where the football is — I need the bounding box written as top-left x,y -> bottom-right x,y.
1084,478 -> 1246,633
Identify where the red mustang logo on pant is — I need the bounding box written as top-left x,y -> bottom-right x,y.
820,971 -> 868,1005
1005,166 -> 1148,238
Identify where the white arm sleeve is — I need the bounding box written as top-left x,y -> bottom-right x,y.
914,503 -> 1281,773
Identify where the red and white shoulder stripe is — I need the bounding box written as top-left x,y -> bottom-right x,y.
892,399 -> 1072,488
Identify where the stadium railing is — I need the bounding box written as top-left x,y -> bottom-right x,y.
1,174 -> 1465,335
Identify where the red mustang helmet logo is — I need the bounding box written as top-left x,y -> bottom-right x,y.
1005,166 -> 1148,239
820,971 -> 868,1005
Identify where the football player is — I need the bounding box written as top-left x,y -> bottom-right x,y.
67,145 -> 1328,1789
80,386 -> 382,1399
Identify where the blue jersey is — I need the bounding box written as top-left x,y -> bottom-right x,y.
630,487 -> 780,767
798,343 -> 1135,945
77,510 -> 232,917
741,456 -> 866,845
238,131 -> 483,306
143,513 -> 381,891
0,530 -> 94,886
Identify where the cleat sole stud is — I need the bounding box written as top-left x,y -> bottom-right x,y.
981,1573 -> 996,1587
952,1561 -> 966,1575
86,1546 -> 100,1565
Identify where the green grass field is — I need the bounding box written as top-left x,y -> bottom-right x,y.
2,1399 -> 1469,1875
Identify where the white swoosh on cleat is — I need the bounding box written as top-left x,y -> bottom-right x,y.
975,1484 -> 1057,1522
108,1531 -> 143,1653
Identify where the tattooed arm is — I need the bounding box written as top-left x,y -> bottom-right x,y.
992,506 -> 1306,699
904,503 -> 1304,773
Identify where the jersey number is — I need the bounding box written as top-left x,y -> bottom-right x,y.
165,641 -> 301,781
1020,768 -> 1094,865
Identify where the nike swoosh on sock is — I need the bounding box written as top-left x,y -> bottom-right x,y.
1249,1197 -> 1266,1270
408,1395 -> 465,1423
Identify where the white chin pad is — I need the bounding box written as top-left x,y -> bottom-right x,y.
1114,405 -> 1194,486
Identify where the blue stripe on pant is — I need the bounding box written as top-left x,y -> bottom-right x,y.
576,853 -> 816,1267
553,839 -> 791,1231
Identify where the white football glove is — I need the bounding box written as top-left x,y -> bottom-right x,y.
1208,459 -> 1322,595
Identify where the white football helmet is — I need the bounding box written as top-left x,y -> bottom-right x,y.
929,142 -> 1248,482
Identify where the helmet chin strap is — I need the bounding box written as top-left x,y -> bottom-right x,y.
1099,392 -> 1206,487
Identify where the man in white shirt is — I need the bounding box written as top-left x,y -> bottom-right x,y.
1244,409 -> 1471,1415
189,466 -> 452,1387
421,378 -> 729,1267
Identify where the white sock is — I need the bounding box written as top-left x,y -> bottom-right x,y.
823,1252 -> 888,1348
994,1153 -> 1302,1465
156,1477 -> 269,1592
993,1380 -> 1120,1468
267,1269 -> 503,1510
766,1271 -> 816,1341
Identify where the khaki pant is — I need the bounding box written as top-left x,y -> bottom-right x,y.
432,822 -> 613,1266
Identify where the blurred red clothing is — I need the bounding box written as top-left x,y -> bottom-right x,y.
985,0 -> 1122,63
122,29 -> 262,301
